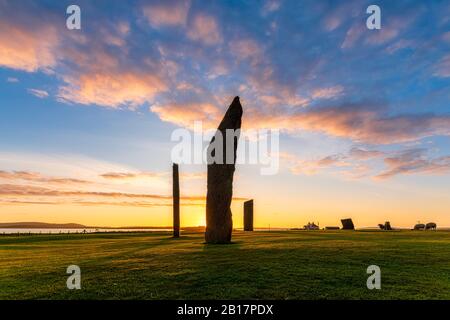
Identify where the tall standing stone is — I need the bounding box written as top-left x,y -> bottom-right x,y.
205,96 -> 243,243
243,200 -> 254,231
172,163 -> 180,238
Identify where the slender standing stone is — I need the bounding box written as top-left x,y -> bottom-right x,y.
205,96 -> 243,243
173,163 -> 180,238
243,200 -> 254,231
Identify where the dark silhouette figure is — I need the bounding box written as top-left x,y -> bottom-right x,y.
425,222 -> 437,230
205,96 -> 243,243
341,218 -> 355,230
244,200 -> 254,231
173,163 -> 180,238
414,223 -> 425,230
384,221 -> 392,230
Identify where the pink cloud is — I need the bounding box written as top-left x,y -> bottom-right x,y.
375,149 -> 450,179
143,0 -> 190,28
311,86 -> 344,100
187,14 -> 222,45
250,104 -> 450,144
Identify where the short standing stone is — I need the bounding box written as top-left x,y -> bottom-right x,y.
341,218 -> 355,230
243,200 -> 254,231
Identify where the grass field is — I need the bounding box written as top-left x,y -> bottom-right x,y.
0,230 -> 449,300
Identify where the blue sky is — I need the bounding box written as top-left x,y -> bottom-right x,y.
0,0 -> 450,227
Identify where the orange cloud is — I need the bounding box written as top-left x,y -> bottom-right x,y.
0,170 -> 90,185
58,71 -> 167,108
100,171 -> 205,180
0,184 -> 247,202
151,102 -> 221,128
0,21 -> 59,72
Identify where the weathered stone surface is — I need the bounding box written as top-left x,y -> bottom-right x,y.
243,199 -> 254,231
173,163 -> 180,238
205,96 -> 243,243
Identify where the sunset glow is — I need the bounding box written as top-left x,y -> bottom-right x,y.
1,0 -> 450,228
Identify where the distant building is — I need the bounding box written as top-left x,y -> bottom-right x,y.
425,222 -> 437,230
304,222 -> 319,230
414,223 -> 425,230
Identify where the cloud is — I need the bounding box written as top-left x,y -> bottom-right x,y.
261,0 -> 281,16
283,145 -> 450,180
341,24 -> 365,49
143,0 -> 190,28
433,54 -> 450,78
7,77 -> 19,83
0,183 -> 247,202
251,104 -> 450,144
0,20 -> 59,72
0,170 -> 91,185
151,102 -> 221,128
187,14 -> 222,45
0,199 -> 203,208
281,152 -> 344,175
376,149 -> 450,179
311,86 -> 344,100
100,171 -> 205,180
230,39 -> 264,66
349,147 -> 385,160
289,154 -> 350,175
27,88 -> 49,98
100,172 -> 163,180
385,39 -> 415,54
58,71 -> 167,108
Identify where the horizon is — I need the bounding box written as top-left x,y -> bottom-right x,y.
1,221 -> 450,229
1,0 -> 450,229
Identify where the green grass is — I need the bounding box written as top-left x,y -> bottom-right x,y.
0,230 -> 449,299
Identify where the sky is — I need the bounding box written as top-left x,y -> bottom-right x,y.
1,0 -> 450,228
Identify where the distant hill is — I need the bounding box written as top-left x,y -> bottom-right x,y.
0,222 -> 88,229
0,222 -> 206,230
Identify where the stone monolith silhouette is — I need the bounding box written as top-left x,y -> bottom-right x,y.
244,200 -> 254,231
341,218 -> 355,230
173,163 -> 180,238
205,96 -> 243,243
